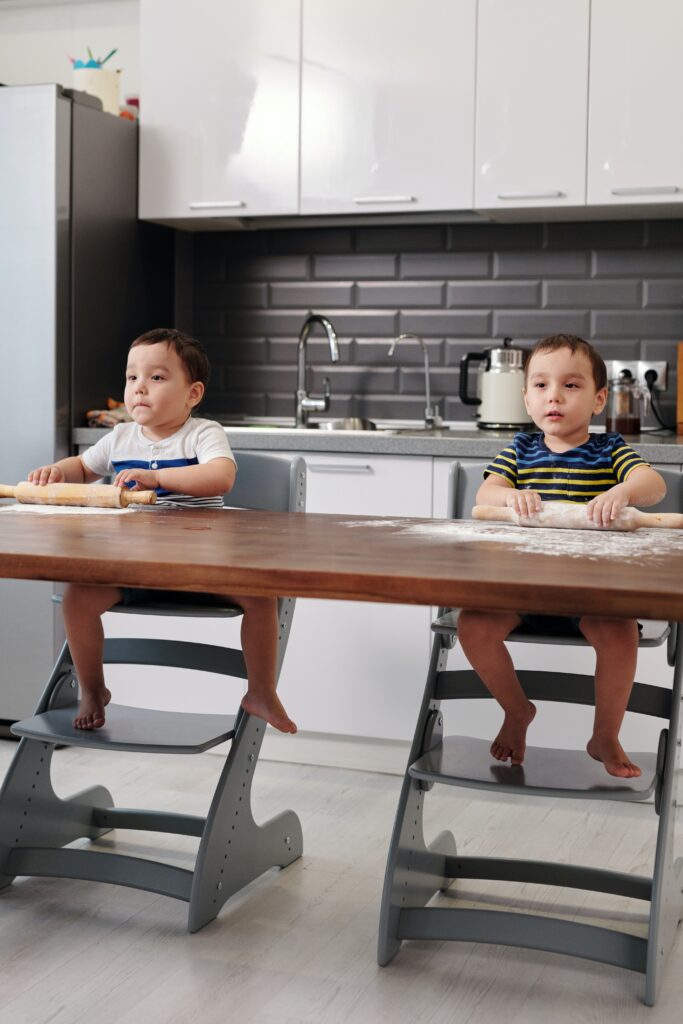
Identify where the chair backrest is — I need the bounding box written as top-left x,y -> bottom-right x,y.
449,460 -> 683,519
225,450 -> 306,513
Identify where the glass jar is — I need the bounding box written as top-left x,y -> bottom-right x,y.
606,375 -> 641,434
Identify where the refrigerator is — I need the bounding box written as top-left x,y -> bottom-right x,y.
0,83 -> 172,728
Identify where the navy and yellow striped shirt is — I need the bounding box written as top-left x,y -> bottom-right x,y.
484,432 -> 648,504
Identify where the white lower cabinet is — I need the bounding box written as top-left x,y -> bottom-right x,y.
278,453 -> 433,740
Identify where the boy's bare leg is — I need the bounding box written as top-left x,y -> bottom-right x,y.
580,616 -> 641,778
457,610 -> 536,765
227,595 -> 297,734
61,583 -> 122,729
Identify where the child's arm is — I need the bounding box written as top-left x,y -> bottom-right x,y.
476,474 -> 541,518
27,456 -> 101,486
114,458 -> 236,498
587,465 -> 667,526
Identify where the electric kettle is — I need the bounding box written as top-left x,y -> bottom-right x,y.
459,337 -> 533,430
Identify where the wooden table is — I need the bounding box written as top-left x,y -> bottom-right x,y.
1,506 -> 682,619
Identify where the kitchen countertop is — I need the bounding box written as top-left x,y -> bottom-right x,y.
73,422 -> 683,464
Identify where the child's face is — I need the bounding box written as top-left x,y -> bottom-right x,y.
124,342 -> 203,435
523,347 -> 607,442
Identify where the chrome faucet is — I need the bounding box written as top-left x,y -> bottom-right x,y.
388,332 -> 443,428
296,313 -> 340,427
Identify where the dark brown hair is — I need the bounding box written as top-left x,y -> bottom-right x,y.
524,334 -> 607,391
129,328 -> 210,389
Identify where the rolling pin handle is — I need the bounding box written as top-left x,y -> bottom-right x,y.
0,484 -> 17,499
120,488 -> 157,507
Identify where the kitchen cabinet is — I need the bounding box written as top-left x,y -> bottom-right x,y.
138,0 -> 300,222
587,0 -> 683,208
277,453 -> 433,740
300,0 -> 476,215
474,0 -> 590,212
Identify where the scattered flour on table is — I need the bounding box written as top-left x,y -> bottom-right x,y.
0,503 -> 135,515
339,517 -> 683,563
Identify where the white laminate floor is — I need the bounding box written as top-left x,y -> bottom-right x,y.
0,738 -> 679,1024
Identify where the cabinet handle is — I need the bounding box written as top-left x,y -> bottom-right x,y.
610,186 -> 679,196
353,195 -> 417,205
497,190 -> 564,200
188,200 -> 246,209
308,464 -> 375,474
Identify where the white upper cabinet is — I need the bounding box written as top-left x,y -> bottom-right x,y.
475,0 -> 590,212
139,0 -> 300,221
300,0 -> 476,215
587,0 -> 683,208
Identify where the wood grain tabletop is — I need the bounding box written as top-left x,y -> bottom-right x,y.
0,506 -> 682,620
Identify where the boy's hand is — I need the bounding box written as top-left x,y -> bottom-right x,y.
504,489 -> 542,518
586,485 -> 629,527
27,464 -> 65,486
114,468 -> 160,491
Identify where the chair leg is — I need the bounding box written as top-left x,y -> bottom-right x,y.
378,637 -> 456,966
187,710 -> 303,933
645,628 -> 683,1006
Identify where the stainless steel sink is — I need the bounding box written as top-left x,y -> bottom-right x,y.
382,427 -> 452,437
308,417 -> 377,431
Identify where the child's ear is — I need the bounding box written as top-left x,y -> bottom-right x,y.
593,386 -> 608,414
188,381 -> 205,408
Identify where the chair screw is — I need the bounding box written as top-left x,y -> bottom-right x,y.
284,836 -> 291,844
70,680 -> 76,689
248,754 -> 255,762
216,882 -> 222,891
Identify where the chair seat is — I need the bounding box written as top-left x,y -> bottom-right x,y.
431,611 -> 670,648
11,703 -> 237,754
409,735 -> 658,801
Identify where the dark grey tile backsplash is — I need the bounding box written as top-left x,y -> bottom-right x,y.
191,220 -> 683,425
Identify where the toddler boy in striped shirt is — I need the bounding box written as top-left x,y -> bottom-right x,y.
457,334 -> 665,779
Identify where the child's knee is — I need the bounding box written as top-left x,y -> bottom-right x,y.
458,609 -> 517,643
580,616 -> 638,647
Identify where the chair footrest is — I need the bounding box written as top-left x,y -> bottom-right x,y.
11,703 -> 237,753
409,736 -> 658,800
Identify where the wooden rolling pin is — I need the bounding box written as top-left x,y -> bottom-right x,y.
472,503 -> 683,532
0,482 -> 156,508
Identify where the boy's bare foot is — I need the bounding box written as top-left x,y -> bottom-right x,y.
241,693 -> 297,734
587,736 -> 641,778
73,686 -> 112,730
490,701 -> 536,766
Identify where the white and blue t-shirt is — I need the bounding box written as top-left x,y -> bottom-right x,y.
81,417 -> 236,508
484,431 -> 648,504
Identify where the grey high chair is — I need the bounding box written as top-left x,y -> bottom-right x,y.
0,451 -> 305,932
379,461 -> 683,1005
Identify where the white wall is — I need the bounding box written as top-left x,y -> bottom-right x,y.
0,1 -> 140,102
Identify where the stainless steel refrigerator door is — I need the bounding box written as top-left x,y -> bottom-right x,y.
0,85 -> 71,720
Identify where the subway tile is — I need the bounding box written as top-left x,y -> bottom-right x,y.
444,340 -> 496,366
447,281 -> 540,307
314,254 -> 397,279
223,310 -> 311,336
194,252 -> 225,285
543,280 -> 641,308
357,282 -> 445,307
399,367 -> 457,397
591,339 -> 641,360
269,282 -> 354,307
266,338 -> 354,364
644,220 -> 683,248
268,227 -> 353,254
223,365 -> 297,392
314,310 -> 398,336
399,311 -> 491,337
493,310 -> 590,338
643,280 -> 683,307
448,223 -> 544,251
309,366 -> 398,394
364,394 -> 436,420
211,392 -> 268,417
545,221 -> 645,250
193,310 -> 224,335
593,249 -> 683,277
356,337 -> 445,366
401,252 -> 490,279
593,311 -> 683,338
222,283 -> 268,308
444,396 -> 481,423
495,251 -> 590,278
196,231 -> 269,258
224,255 -> 310,281
639,339 -> 680,367
355,224 -> 447,253
203,336 -> 268,366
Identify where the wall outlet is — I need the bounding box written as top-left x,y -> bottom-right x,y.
606,360 -> 668,392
